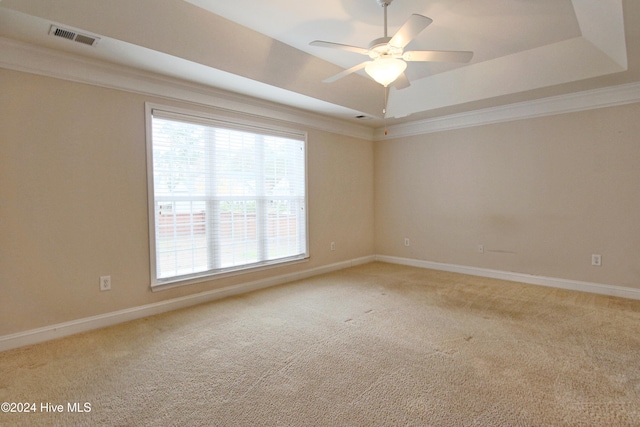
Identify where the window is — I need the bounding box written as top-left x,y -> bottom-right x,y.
146,105 -> 308,287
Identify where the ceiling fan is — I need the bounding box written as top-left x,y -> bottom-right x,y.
309,0 -> 473,89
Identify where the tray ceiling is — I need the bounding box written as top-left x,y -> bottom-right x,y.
0,0 -> 638,127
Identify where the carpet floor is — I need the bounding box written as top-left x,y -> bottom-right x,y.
1,262 -> 639,426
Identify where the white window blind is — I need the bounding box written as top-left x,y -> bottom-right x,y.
147,106 -> 308,287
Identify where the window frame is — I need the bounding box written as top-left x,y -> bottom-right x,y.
145,103 -> 309,290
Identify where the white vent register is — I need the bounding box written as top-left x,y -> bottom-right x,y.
49,25 -> 100,46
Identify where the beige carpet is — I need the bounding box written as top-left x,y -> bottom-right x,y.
1,262 -> 640,426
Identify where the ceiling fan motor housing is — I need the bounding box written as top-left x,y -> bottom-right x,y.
368,37 -> 402,59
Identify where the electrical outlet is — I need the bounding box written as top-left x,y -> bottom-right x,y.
330,241 -> 336,251
591,254 -> 602,266
100,275 -> 111,291
404,238 -> 410,247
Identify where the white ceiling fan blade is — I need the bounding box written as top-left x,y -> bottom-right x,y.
393,72 -> 411,90
309,40 -> 370,55
389,14 -> 433,49
403,50 -> 474,63
322,61 -> 370,83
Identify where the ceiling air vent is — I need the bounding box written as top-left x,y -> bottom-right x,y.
49,25 -> 100,46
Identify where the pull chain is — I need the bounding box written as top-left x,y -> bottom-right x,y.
383,85 -> 388,136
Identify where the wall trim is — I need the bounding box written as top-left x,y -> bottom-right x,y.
2,254 -> 639,352
0,256 -> 374,353
3,37 -> 640,142
374,81 -> 640,140
375,255 -> 640,301
0,37 -> 374,141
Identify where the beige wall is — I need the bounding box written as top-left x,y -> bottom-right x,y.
3,65 -> 639,338
0,69 -> 374,336
375,103 -> 640,288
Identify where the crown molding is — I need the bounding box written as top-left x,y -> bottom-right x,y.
3,37 -> 639,143
374,81 -> 640,140
0,37 -> 374,141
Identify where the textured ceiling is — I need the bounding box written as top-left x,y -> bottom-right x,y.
0,0 -> 638,127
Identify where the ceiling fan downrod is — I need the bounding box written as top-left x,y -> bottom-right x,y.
377,0 -> 393,38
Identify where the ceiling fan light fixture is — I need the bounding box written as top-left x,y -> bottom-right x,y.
365,57 -> 407,86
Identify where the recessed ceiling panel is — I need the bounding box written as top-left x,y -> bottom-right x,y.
0,0 -> 636,127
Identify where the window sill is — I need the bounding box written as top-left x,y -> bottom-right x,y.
150,256 -> 310,292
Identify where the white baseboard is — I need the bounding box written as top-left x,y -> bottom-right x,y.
0,256 -> 375,353
3,254 -> 637,353
375,255 -> 640,301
